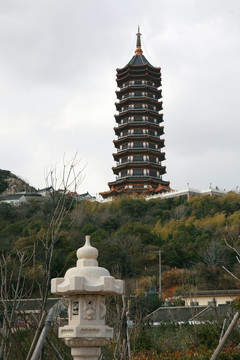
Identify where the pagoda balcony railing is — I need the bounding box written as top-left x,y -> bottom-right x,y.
119,118 -> 158,125
120,94 -> 156,100
117,146 -> 161,153
119,82 -> 158,89
117,134 -> 160,139
116,160 -> 162,166
119,106 -> 159,114
116,174 -> 163,180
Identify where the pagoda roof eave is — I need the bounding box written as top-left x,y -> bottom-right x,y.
114,123 -> 164,132
114,109 -> 164,120
113,149 -> 166,160
108,176 -> 170,186
117,73 -> 161,85
113,136 -> 165,146
112,163 -> 166,174
116,62 -> 160,72
115,98 -> 162,108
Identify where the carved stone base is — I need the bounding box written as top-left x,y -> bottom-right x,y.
71,346 -> 101,360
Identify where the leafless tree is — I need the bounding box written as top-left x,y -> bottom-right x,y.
0,250 -> 32,359
203,238 -> 225,268
222,226 -> 240,280
40,153 -> 84,311
0,153 -> 84,360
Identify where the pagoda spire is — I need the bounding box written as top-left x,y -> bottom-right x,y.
135,25 -> 143,55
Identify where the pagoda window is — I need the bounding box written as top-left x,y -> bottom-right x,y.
135,116 -> 141,121
149,143 -> 155,149
134,155 -> 143,162
133,169 -> 143,176
122,144 -> 128,150
134,142 -> 143,148
135,80 -> 142,85
134,129 -> 143,134
150,170 -> 157,177
135,104 -> 142,109
149,156 -> 156,163
122,130 -> 128,136
121,170 -> 127,177
149,130 -> 155,136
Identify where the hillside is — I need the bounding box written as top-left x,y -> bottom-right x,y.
0,192 -> 240,298
0,169 -> 36,195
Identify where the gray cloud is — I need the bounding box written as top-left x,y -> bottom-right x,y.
0,0 -> 240,194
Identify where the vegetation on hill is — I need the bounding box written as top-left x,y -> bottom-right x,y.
1,191 -> 240,359
0,192 -> 240,297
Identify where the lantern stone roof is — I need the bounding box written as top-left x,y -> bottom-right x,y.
51,236 -> 123,295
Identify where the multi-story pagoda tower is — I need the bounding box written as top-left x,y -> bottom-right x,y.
100,28 -> 170,198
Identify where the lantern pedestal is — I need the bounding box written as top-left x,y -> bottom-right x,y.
71,346 -> 100,360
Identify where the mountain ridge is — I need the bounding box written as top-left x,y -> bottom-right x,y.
0,169 -> 36,195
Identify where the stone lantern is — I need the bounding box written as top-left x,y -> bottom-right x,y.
51,235 -> 123,360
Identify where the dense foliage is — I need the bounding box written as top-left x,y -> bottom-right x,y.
1,192 -> 240,359
0,192 -> 240,296
0,169 -> 11,193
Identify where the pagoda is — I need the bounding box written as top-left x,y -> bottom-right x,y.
100,28 -> 170,198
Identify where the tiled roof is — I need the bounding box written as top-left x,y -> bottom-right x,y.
128,54 -> 152,66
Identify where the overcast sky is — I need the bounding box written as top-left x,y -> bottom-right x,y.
1,0 -> 240,195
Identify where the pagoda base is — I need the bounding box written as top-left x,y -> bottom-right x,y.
100,178 -> 171,199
